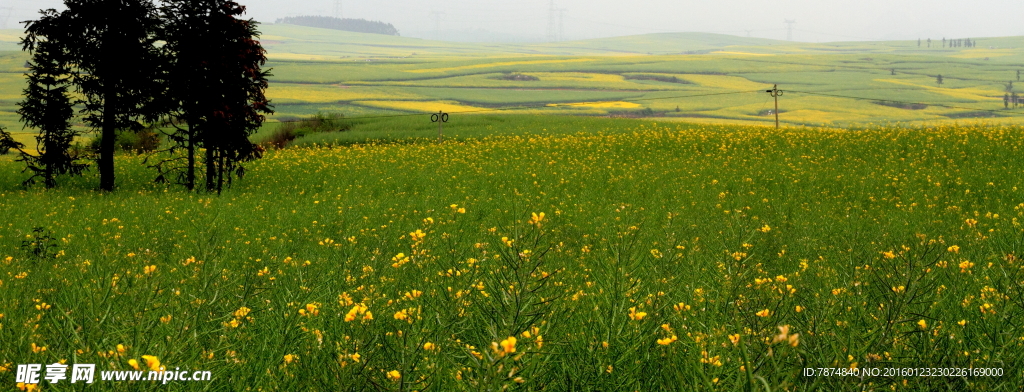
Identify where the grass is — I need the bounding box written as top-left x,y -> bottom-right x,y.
1,116 -> 1023,390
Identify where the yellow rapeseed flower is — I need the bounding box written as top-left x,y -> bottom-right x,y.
728,334 -> 740,346
387,370 -> 401,381
141,355 -> 161,371
756,309 -> 771,317
128,359 -> 140,370
500,336 -> 517,354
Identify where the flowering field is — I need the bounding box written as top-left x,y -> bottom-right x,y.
1,118 -> 1024,390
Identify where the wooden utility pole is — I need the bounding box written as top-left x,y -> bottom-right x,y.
431,111 -> 449,142
766,84 -> 783,129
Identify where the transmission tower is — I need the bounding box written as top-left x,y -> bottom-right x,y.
430,10 -> 445,39
744,29 -> 753,37
557,8 -> 567,41
0,7 -> 13,30
333,0 -> 342,19
784,19 -> 796,41
546,0 -> 557,42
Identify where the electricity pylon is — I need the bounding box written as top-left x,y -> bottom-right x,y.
784,19 -> 796,41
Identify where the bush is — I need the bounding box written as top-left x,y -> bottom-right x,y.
89,128 -> 163,155
264,112 -> 349,149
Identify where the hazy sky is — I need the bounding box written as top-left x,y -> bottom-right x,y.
4,0 -> 1024,42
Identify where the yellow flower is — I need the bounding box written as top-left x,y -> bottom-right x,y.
500,336 -> 517,354
143,265 -> 157,274
728,334 -> 740,346
283,354 -> 297,364
758,224 -> 771,233
141,355 -> 161,371
233,306 -> 251,319
160,315 -> 172,324
627,307 -> 647,320
387,370 -> 401,381
351,353 -> 361,362
959,260 -> 974,273
795,305 -> 804,313
657,335 -> 678,345
947,245 -> 960,253
128,359 -> 140,370
958,319 -> 967,326
917,319 -> 928,329
116,344 -> 126,354
755,309 -> 771,318
303,303 -> 320,317
393,310 -> 409,321
529,212 -> 546,226
965,219 -> 977,227
423,342 -> 436,351
409,230 -> 426,242
882,251 -> 897,259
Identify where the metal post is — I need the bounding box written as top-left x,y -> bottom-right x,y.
766,84 -> 783,129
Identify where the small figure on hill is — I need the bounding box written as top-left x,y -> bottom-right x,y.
1005,93 -> 1010,109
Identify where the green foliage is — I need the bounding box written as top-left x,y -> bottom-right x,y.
263,112 -> 349,149
1,118 -> 1022,390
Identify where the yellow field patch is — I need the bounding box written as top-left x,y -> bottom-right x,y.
267,53 -> 346,61
266,84 -> 423,102
680,75 -> 767,91
951,49 -> 1014,59
527,72 -> 625,83
713,51 -> 774,56
549,101 -> 641,109
876,79 -> 1000,102
406,58 -> 595,74
353,100 -> 484,113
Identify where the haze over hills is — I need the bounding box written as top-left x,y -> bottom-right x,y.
3,25 -> 1024,59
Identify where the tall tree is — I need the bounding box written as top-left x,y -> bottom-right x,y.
23,0 -> 165,191
13,34 -> 87,188
159,0 -> 272,192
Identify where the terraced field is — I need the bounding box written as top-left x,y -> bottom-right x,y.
2,25 -> 1024,136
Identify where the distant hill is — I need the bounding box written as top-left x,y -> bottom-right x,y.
275,16 -> 399,36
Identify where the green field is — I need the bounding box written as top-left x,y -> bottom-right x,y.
3,24 -> 1024,391
3,26 -> 1024,135
2,117 -> 1024,390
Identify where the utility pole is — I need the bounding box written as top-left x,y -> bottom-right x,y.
784,19 -> 796,41
432,111 -> 449,142
744,29 -> 753,38
766,84 -> 783,129
334,0 -> 342,19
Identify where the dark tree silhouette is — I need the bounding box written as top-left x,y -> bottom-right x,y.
927,38 -> 931,48
159,0 -> 272,193
22,0 -> 165,191
276,16 -> 399,36
936,74 -> 943,86
0,127 -> 24,155
13,35 -> 88,188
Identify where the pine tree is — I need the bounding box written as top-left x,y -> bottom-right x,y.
22,0 -> 165,191
14,34 -> 87,188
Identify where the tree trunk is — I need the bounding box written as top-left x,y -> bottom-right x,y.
186,116 -> 196,190
205,143 -> 215,192
99,87 -> 116,191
